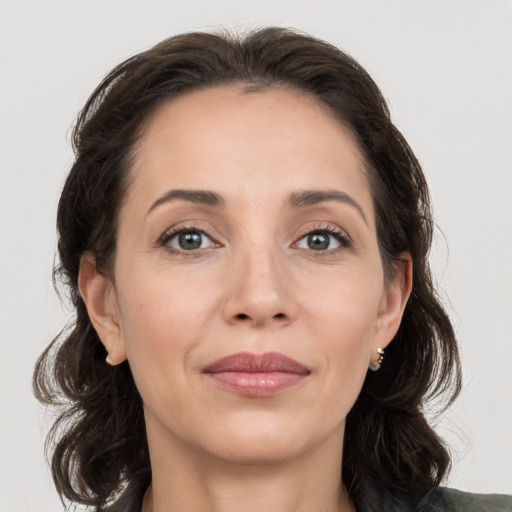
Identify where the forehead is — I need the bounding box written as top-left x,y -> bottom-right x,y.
127,85 -> 371,210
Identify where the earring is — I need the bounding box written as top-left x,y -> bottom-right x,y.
106,354 -> 115,366
369,347 -> 385,372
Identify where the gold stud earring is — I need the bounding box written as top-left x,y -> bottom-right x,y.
369,347 -> 385,372
106,354 -> 115,366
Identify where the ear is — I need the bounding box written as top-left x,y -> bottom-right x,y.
372,253 -> 413,361
78,253 -> 126,366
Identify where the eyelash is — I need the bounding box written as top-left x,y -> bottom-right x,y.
158,224 -> 218,255
157,223 -> 352,255
295,224 -> 352,252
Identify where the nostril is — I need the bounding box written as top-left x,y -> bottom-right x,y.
274,313 -> 286,319
236,313 -> 250,320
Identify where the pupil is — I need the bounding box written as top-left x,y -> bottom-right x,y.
308,233 -> 329,250
178,232 -> 202,250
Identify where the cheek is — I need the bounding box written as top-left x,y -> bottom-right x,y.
303,269 -> 383,379
115,268 -> 219,384
312,309 -> 376,425
304,269 -> 382,340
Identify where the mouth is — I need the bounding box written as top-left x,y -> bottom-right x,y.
202,352 -> 311,398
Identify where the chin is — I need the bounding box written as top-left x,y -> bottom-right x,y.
209,436 -> 310,465
193,412 -> 344,466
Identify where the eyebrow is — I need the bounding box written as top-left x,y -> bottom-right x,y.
288,189 -> 368,224
146,187 -> 367,224
146,189 -> 225,216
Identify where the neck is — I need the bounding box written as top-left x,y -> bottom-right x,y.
142,421 -> 354,512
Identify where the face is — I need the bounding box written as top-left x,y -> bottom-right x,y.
82,85 -> 409,465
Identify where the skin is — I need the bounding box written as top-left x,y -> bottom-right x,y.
79,85 -> 412,512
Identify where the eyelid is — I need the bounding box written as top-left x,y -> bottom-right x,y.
157,223 -> 222,254
156,221 -> 351,254
293,223 -> 352,250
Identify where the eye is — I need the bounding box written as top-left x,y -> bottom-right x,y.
295,229 -> 349,251
163,229 -> 216,252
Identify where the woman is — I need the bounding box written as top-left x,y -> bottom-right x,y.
33,27 -> 511,511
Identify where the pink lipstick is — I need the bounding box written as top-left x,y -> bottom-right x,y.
202,352 -> 310,397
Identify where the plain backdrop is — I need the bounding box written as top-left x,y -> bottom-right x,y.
1,1 -> 511,510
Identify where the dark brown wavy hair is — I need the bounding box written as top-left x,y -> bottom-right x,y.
34,27 -> 461,510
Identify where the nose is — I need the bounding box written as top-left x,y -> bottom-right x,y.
222,245 -> 297,328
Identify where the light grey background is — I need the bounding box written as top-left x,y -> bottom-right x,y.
1,1 -> 510,510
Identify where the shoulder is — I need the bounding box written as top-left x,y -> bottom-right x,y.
417,487 -> 512,512
355,479 -> 511,512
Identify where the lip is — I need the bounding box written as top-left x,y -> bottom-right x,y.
202,352 -> 310,398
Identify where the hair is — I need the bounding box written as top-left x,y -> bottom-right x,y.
34,27 -> 461,510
